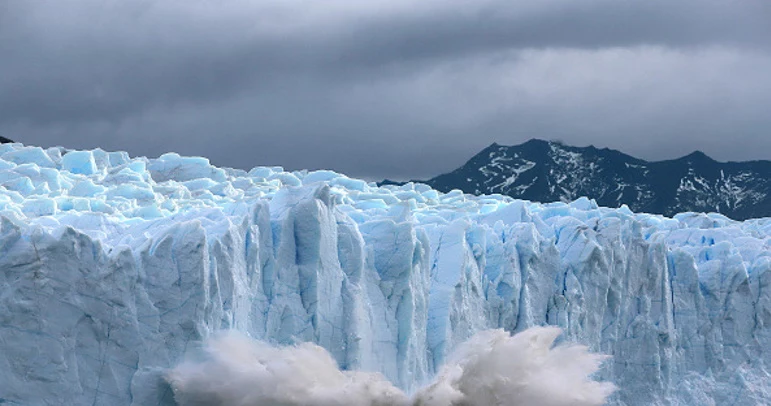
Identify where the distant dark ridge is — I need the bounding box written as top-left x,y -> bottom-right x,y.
380,139 -> 771,220
0,136 -> 13,143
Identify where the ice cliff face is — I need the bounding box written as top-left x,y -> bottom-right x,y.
1,143 -> 770,405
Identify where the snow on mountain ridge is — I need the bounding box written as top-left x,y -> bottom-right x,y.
1,143 -> 771,405
420,139 -> 771,220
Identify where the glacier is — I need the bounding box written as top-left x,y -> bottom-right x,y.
0,143 -> 770,405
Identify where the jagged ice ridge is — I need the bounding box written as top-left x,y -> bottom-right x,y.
0,143 -> 770,405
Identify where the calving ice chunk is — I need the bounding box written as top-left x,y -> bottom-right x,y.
0,143 -> 770,405
167,327 -> 613,406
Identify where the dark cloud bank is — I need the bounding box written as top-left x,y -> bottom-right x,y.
1,0 -> 770,180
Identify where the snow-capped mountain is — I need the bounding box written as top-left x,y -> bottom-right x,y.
402,139 -> 771,220
2,143 -> 771,405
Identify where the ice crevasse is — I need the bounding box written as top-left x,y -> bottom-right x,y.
0,143 -> 770,405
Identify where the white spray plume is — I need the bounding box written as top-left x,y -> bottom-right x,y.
166,332 -> 410,406
412,327 -> 616,406
166,326 -> 615,406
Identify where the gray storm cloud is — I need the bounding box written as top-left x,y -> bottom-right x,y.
1,0 -> 770,179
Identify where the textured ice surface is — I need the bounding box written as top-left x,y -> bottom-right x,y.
1,143 -> 770,405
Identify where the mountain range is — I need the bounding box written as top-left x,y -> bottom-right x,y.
383,139 -> 771,220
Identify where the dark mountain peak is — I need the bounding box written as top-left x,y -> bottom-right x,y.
512,138 -> 552,155
380,179 -> 406,187
681,150 -> 715,163
520,139 -> 607,155
0,136 -> 13,144
480,142 -> 504,153
403,140 -> 771,220
521,138 -> 557,148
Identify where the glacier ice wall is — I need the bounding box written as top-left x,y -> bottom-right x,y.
0,143 -> 770,405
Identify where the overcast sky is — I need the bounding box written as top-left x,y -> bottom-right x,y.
2,0 -> 770,180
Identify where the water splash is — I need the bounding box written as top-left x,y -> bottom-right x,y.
166,326 -> 614,406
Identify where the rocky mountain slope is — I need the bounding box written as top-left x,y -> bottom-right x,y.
389,139 -> 771,220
